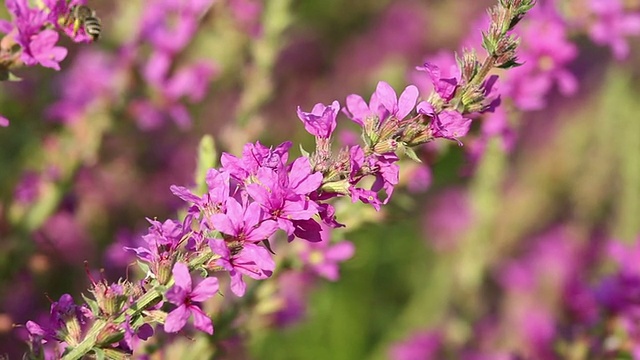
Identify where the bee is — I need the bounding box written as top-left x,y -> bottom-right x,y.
69,5 -> 102,41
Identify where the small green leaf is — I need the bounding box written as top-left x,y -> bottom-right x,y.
81,293 -> 100,316
92,348 -> 105,360
402,144 -> 422,163
0,68 -> 22,82
299,144 -> 310,158
136,260 -> 152,279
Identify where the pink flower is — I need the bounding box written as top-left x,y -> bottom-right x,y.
164,262 -> 219,335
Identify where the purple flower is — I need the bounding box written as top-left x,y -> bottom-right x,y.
246,157 -> 322,241
415,62 -> 458,102
409,52 -> 459,96
171,168 -> 231,229
221,141 -> 292,182
210,197 -> 279,243
297,100 -> 340,139
588,0 -> 640,60
209,239 -> 275,297
122,314 -> 153,352
124,218 -> 185,263
417,102 -> 471,144
607,238 -> 640,276
406,164 -> 432,193
344,81 -> 418,126
347,146 -> 382,210
0,114 -> 9,127
164,262 -> 219,335
21,29 -> 67,70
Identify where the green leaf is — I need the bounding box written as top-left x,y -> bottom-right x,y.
81,293 -> 100,316
299,144 -> 310,158
92,348 -> 105,360
402,144 -> 422,163
0,68 -> 22,82
136,260 -> 152,279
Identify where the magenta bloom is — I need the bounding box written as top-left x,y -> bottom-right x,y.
221,141 -> 292,182
344,81 -> 418,126
415,62 -> 458,102
22,29 -> 67,70
209,239 -> 275,297
246,157 -> 323,241
417,102 -> 471,144
210,198 -> 279,243
0,115 -> 9,127
164,262 -> 219,335
297,100 -> 340,139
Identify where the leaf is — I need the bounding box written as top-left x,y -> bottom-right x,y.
0,68 -> 22,82
402,144 -> 422,163
92,348 -> 105,360
81,293 -> 100,316
299,144 -> 310,158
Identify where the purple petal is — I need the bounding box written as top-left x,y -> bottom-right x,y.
190,277 -> 219,302
0,115 -> 9,127
241,243 -> 275,274
229,270 -> 247,297
247,219 -> 278,242
375,81 -> 398,114
209,238 -> 230,258
171,262 -> 192,290
164,304 -> 190,333
344,94 -> 369,125
396,85 -> 419,119
170,185 -> 202,204
165,284 -> 188,305
190,306 -> 214,334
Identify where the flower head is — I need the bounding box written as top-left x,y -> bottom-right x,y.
297,100 -> 340,139
344,81 -> 418,127
164,262 -> 219,335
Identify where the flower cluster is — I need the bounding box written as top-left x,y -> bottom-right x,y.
16,0 -> 536,358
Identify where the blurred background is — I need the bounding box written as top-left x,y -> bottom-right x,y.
1,0 -> 639,358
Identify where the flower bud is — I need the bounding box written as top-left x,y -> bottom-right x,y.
156,258 -> 173,285
320,180 -> 350,195
373,139 -> 398,154
103,348 -> 132,360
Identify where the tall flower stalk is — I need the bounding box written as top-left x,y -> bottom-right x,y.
14,0 -> 535,358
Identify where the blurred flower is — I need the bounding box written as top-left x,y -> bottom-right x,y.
405,163 -> 432,193
504,7 -> 578,110
47,49 -> 124,123
389,330 -> 442,360
423,188 -> 472,251
298,225 -> 354,281
588,0 -> 640,60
